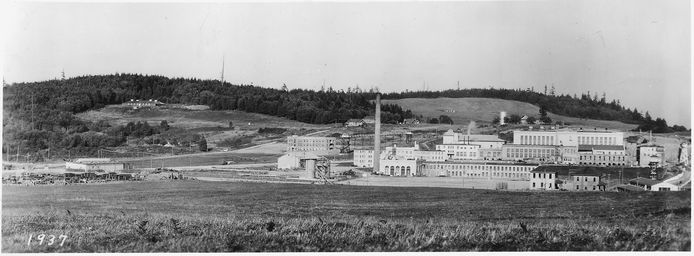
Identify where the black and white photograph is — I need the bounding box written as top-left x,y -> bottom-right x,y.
1,0 -> 691,253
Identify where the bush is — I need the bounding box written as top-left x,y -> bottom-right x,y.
258,127 -> 287,134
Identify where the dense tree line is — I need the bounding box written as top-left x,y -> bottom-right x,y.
3,74 -> 412,125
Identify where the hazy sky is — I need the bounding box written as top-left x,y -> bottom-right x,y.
2,0 -> 691,127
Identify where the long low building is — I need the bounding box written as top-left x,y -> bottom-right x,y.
65,158 -> 132,172
421,161 -> 538,179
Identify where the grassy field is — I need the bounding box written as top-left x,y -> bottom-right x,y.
2,181 -> 690,252
122,152 -> 280,168
77,105 -> 326,130
381,97 -> 639,130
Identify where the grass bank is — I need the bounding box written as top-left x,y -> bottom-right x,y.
2,181 -> 690,252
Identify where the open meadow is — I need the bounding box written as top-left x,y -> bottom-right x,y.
2,181 -> 690,252
381,97 -> 640,130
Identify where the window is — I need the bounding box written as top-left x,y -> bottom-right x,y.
576,185 -> 579,190
593,177 -> 596,182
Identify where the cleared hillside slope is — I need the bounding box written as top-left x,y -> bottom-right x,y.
381,97 -> 638,130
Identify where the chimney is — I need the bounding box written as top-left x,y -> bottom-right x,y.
373,93 -> 381,174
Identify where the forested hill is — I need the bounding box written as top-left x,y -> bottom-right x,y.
2,74 -> 413,126
3,73 -> 686,132
382,88 -> 687,132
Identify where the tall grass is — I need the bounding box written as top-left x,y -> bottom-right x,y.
2,181 -> 690,252
2,210 -> 689,252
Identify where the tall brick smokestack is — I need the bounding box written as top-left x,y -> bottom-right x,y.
373,93 -> 381,174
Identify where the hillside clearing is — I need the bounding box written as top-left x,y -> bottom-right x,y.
77,105 -> 327,130
381,97 -> 639,130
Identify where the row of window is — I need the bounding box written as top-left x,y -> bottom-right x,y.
532,182 -> 554,189
579,155 -> 626,161
384,165 -> 413,176
532,173 -> 554,179
575,177 -> 598,182
426,164 -> 534,172
519,135 -> 555,145
450,170 -> 528,178
578,136 -> 618,145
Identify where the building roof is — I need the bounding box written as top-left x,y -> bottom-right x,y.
533,165 -> 657,179
637,144 -> 664,148
629,177 -> 661,186
346,119 -> 364,123
459,134 -> 505,142
283,152 -> 320,160
363,115 -> 375,119
427,160 -> 539,166
613,184 -> 646,192
403,118 -> 419,122
578,145 -> 625,151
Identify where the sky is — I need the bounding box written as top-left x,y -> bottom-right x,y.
2,0 -> 691,127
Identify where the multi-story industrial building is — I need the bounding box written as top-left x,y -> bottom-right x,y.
529,170 -> 557,190
513,129 -> 624,147
565,175 -> 603,191
354,145 -> 445,168
577,145 -> 627,166
500,144 -> 579,164
636,145 -> 665,167
286,135 -> 339,155
435,144 -> 481,160
442,130 -> 506,148
507,129 -> 624,165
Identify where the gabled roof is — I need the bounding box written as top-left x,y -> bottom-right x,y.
578,145 -> 625,151
637,144 -> 664,148
614,184 -> 646,191
629,177 -> 660,186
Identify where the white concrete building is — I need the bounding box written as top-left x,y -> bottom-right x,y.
422,162 -> 538,179
277,152 -> 320,170
577,145 -> 628,166
442,130 -> 505,148
65,158 -> 129,172
354,144 -> 445,167
436,144 -> 481,160
637,145 -> 665,167
513,129 -> 624,147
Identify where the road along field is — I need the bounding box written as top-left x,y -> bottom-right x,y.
2,181 -> 689,252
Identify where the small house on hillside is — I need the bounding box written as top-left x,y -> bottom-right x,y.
124,99 -> 164,109
363,116 -> 376,124
403,118 -> 420,125
345,119 -> 366,127
520,115 -> 529,124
